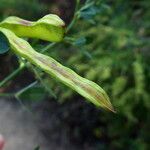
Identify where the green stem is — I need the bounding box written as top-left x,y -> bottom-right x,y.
0,63 -> 25,88
66,0 -> 80,32
41,43 -> 56,53
0,93 -> 14,98
15,81 -> 38,98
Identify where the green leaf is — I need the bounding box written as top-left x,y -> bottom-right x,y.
0,25 -> 115,112
73,37 -> 87,46
0,32 -> 9,54
133,54 -> 145,96
80,6 -> 98,20
0,14 -> 65,42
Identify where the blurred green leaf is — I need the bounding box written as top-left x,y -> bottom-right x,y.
112,77 -> 127,97
73,37 -> 87,46
80,6 -> 98,20
133,55 -> 145,96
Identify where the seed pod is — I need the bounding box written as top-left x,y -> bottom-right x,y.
0,14 -> 65,42
0,28 -> 115,112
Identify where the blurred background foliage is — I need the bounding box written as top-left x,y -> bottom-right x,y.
0,0 -> 149,150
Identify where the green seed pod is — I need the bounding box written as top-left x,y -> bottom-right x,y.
0,14 -> 65,42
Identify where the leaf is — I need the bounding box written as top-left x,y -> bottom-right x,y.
133,54 -> 145,96
73,37 -> 87,46
0,14 -> 65,42
0,32 -> 9,54
80,6 -> 99,20
112,77 -> 127,97
0,28 -> 115,112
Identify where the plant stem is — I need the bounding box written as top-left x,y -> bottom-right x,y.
0,63 -> 25,88
41,43 -> 56,53
0,93 -> 14,97
15,81 -> 38,98
66,0 -> 80,32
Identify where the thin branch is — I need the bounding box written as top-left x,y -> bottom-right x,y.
0,63 -> 25,88
0,93 -> 14,98
15,81 -> 38,98
66,0 -> 80,32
